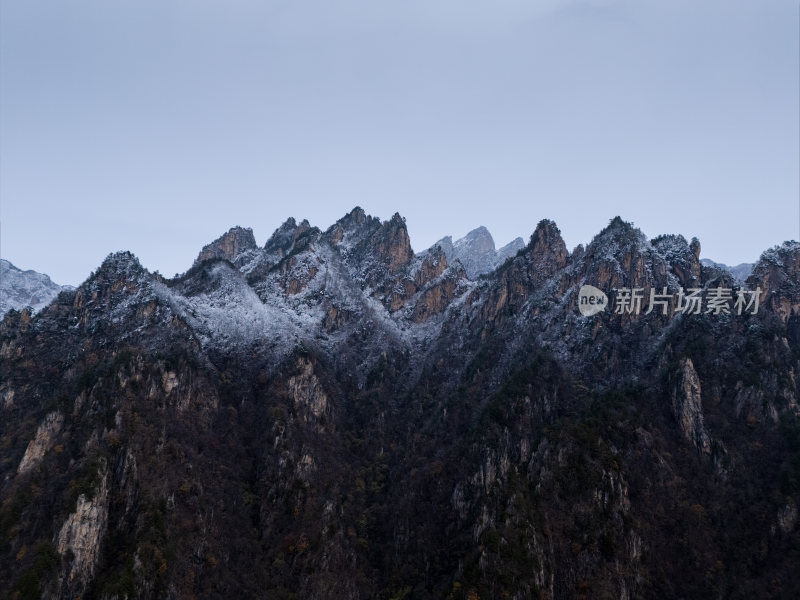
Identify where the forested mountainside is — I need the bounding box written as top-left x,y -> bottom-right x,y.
2,208 -> 799,599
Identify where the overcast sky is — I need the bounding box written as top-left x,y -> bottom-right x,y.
1,0 -> 797,285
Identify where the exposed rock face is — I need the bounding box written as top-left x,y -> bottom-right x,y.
1,386 -> 14,409
56,467 -> 109,594
416,246 -> 449,285
374,245 -> 467,318
326,206 -> 375,246
288,356 -> 329,425
17,412 -> 64,473
671,358 -> 711,453
371,213 -> 413,273
195,226 -> 257,265
0,259 -> 72,316
472,220 -> 570,328
277,255 -> 319,296
652,234 -> 702,287
162,371 -> 179,394
778,500 -> 798,534
411,268 -> 465,323
748,241 -> 800,323
526,219 -> 568,283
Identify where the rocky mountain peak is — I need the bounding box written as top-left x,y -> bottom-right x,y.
343,206 -> 368,227
0,259 -> 72,316
593,216 -> 641,244
457,226 -> 495,255
325,206 -> 382,246
748,240 -> 800,322
369,213 -> 413,273
431,227 -> 524,279
587,217 -> 653,260
78,252 -> 151,304
195,226 -> 257,265
496,237 -> 525,263
607,215 -> 632,231
525,219 -> 568,279
335,206 -> 377,234
265,218 -> 315,256
96,251 -> 146,279
651,233 -> 690,255
583,218 -> 654,290
265,217 -> 297,250
528,219 -> 564,252
651,234 -> 701,287
445,226 -> 494,278
62,251 -> 152,327
752,240 -> 800,272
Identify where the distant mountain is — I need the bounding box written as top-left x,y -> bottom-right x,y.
0,259 -> 72,316
427,226 -> 525,278
700,258 -> 755,284
2,211 -> 800,599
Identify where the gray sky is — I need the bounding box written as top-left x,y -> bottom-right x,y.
1,0 -> 797,286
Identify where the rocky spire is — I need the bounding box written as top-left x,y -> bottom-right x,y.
584,217 -> 652,290
370,213 -> 413,273
195,226 -> 257,265
325,206 -> 381,246
671,358 -> 711,454
526,219 -> 568,282
265,218 -> 314,256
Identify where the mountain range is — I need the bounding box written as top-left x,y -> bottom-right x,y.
0,259 -> 73,316
1,208 -> 799,599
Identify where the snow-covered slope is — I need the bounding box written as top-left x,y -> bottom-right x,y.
0,259 -> 72,316
428,227 -> 524,278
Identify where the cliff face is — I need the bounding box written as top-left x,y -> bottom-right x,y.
748,241 -> 800,323
671,357 -> 711,454
1,211 -> 799,599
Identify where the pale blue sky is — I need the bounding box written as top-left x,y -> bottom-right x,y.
1,0 -> 797,285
